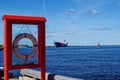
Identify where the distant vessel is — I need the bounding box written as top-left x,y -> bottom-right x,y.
0,48 -> 3,51
0,45 -> 3,51
54,40 -> 68,47
97,43 -> 101,48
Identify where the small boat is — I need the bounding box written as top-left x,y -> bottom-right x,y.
0,45 -> 3,51
97,43 -> 101,48
0,48 -> 3,51
54,40 -> 68,47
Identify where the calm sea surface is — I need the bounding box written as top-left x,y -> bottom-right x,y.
1,46 -> 120,80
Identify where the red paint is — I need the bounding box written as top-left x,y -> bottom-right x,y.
3,15 -> 46,80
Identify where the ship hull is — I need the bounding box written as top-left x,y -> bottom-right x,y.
54,42 -> 68,47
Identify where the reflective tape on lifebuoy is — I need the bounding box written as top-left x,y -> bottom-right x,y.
13,33 -> 38,61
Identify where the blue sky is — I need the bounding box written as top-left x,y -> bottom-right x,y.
0,0 -> 120,46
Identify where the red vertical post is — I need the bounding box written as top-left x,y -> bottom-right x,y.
4,18 -> 12,80
4,18 -> 8,80
38,22 -> 46,80
40,22 -> 46,80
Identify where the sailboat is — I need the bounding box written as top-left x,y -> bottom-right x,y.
97,43 -> 101,48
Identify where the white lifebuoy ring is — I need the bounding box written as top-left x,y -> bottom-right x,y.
13,33 -> 38,61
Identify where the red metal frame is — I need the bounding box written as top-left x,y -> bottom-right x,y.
3,15 -> 46,80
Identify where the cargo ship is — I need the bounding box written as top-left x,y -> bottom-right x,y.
54,40 -> 68,47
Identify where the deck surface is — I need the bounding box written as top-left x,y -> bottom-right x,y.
9,78 -> 19,80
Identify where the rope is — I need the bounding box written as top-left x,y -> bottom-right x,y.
15,0 -> 46,36
42,0 -> 46,17
17,25 -> 24,35
26,25 -> 34,35
17,25 -> 34,36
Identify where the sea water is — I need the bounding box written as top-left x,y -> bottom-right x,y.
1,46 -> 120,80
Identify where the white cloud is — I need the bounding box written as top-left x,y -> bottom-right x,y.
72,0 -> 114,16
92,9 -> 99,15
65,8 -> 77,15
90,27 -> 110,30
65,32 -> 77,35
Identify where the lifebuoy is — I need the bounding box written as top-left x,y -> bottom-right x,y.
13,33 -> 38,61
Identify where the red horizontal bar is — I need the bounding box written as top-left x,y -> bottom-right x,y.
9,64 -> 41,70
3,15 -> 46,22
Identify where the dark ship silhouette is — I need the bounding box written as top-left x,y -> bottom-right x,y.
54,40 -> 68,47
